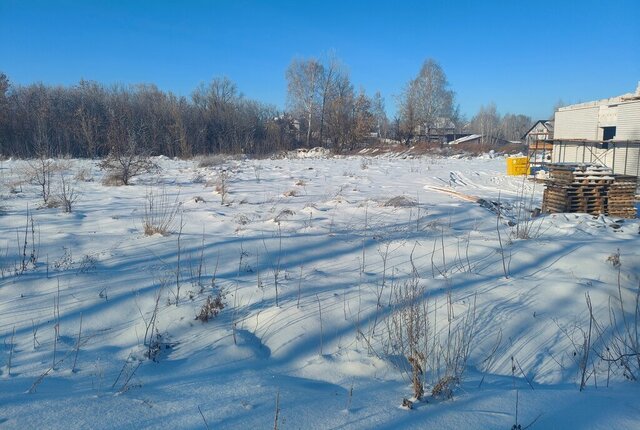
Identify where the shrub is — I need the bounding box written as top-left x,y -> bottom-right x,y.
24,157 -> 63,205
385,275 -> 477,403
58,174 -> 79,213
98,149 -> 159,186
195,292 -> 225,322
74,167 -> 94,182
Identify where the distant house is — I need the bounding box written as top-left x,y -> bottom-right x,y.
524,120 -> 554,169
272,114 -> 301,139
523,120 -> 554,146
551,83 -> 640,177
415,117 -> 456,144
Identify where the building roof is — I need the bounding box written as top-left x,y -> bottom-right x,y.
557,83 -> 640,112
448,134 -> 481,145
522,120 -> 554,140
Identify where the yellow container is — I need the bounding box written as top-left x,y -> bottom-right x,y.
507,157 -> 529,176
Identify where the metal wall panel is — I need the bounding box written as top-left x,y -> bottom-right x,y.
617,102 -> 640,140
613,143 -> 640,176
554,107 -> 599,140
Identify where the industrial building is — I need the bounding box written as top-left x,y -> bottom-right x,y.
551,84 -> 640,177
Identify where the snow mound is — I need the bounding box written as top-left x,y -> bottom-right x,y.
383,196 -> 417,207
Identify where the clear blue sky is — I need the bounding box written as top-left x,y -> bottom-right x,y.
1,0 -> 639,120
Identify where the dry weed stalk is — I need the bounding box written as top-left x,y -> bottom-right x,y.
142,186 -> 182,236
386,275 -> 429,400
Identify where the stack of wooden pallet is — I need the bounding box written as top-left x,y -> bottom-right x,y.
542,164 -> 637,218
608,175 -> 638,218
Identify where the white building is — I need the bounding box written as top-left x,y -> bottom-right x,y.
523,120 -> 554,146
552,84 -> 640,176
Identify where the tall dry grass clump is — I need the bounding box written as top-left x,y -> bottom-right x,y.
142,187 -> 182,236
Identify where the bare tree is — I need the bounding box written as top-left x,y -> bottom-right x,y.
99,133 -> 158,185
469,103 -> 501,146
351,88 -> 375,147
317,55 -> 344,145
286,58 -> 324,147
26,156 -> 55,205
551,99 -> 567,118
325,73 -> 355,152
397,59 -> 455,145
499,113 -> 532,142
371,91 -> 389,139
74,80 -> 107,158
0,73 -> 9,155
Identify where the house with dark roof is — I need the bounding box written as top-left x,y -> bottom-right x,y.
523,120 -> 554,146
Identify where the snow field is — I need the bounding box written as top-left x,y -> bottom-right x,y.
0,154 -> 639,429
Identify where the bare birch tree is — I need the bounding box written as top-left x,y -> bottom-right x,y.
286,58 -> 324,147
397,59 -> 455,145
371,91 -> 389,139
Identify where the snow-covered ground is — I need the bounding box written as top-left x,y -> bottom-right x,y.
1,154 -> 639,429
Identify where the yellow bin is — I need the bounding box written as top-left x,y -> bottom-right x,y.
507,157 -> 529,176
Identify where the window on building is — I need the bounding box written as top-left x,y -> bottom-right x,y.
602,126 -> 616,141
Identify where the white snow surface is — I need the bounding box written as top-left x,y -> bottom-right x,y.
0,154 -> 639,429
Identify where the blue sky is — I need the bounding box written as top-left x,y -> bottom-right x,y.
1,0 -> 639,120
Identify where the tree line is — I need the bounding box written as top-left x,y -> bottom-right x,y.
0,74 -> 291,158
0,58 -> 533,159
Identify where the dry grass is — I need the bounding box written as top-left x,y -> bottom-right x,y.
283,189 -> 300,197
431,375 -> 459,400
195,293 -> 225,322
142,187 -> 182,236
102,172 -> 126,186
274,209 -> 295,222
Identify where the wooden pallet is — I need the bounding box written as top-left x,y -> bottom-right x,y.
543,164 -> 637,218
